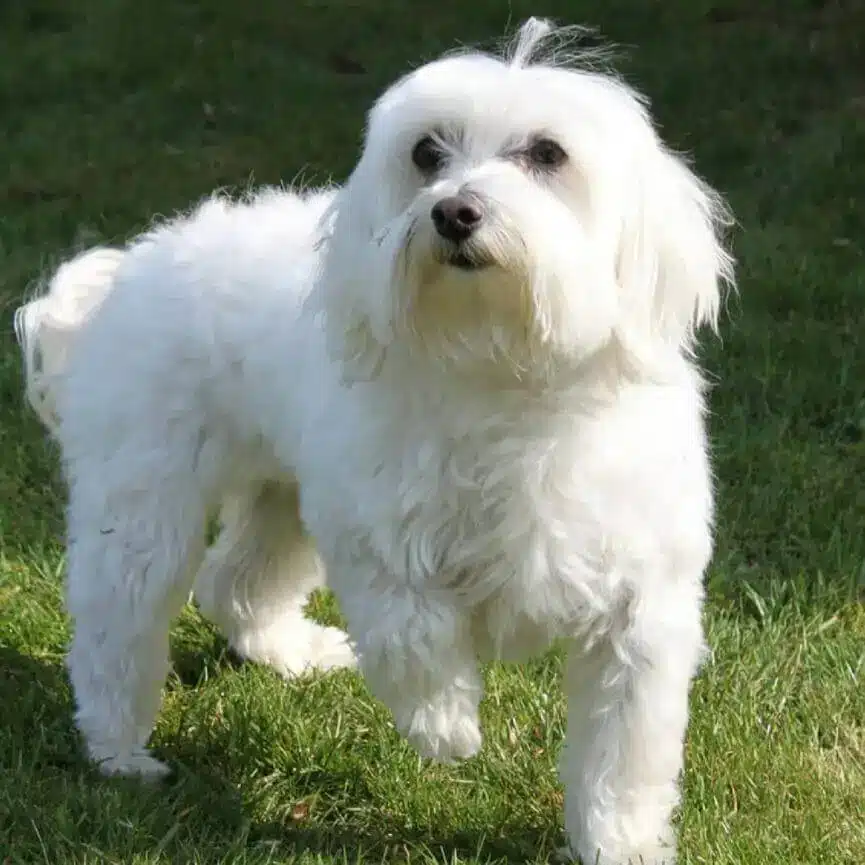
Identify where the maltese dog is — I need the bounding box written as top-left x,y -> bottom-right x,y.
15,19 -> 733,865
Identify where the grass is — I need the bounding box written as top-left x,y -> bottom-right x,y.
1,0 -> 864,862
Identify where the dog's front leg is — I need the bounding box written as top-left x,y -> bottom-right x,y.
335,556 -> 483,763
559,585 -> 704,865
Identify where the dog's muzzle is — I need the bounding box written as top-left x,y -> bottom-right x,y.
430,195 -> 487,270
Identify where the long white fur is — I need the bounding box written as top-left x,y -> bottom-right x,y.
14,248 -> 126,433
15,20 -> 733,865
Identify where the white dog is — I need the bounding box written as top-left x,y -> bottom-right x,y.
15,19 -> 733,865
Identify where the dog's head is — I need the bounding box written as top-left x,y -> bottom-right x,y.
317,19 -> 734,383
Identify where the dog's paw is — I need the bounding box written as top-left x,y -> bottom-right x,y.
230,620 -> 357,678
402,700 -> 482,764
303,624 -> 358,673
94,747 -> 172,780
563,839 -> 677,865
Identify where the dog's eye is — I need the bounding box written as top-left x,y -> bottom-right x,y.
412,135 -> 446,174
527,138 -> 568,169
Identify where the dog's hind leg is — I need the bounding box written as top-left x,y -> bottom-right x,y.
65,454 -> 210,778
193,481 -> 356,677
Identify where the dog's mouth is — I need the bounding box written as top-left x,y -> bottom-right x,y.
425,235 -> 494,274
444,250 -> 489,271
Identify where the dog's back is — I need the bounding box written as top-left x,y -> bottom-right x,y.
14,187 -> 336,440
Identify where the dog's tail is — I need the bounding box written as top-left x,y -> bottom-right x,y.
14,247 -> 125,435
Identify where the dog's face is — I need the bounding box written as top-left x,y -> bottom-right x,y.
320,20 -> 734,382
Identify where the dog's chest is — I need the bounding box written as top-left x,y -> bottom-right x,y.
303,374 -> 712,655
360,415 -> 611,604
352,418 -> 641,661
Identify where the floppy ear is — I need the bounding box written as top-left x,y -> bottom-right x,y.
312,186 -> 390,383
615,146 -> 735,356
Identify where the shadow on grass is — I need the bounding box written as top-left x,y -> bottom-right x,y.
0,644 -> 81,770
168,617 -> 246,688
243,822 -> 559,865
0,644 -> 557,863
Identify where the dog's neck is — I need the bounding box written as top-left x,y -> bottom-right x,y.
348,334 -> 695,418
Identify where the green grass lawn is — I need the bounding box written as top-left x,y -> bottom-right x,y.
1,1 -> 864,862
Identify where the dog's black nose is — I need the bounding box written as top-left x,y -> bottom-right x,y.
431,196 -> 483,243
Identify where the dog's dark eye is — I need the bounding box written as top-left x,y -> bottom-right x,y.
412,135 -> 446,174
527,138 -> 567,169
